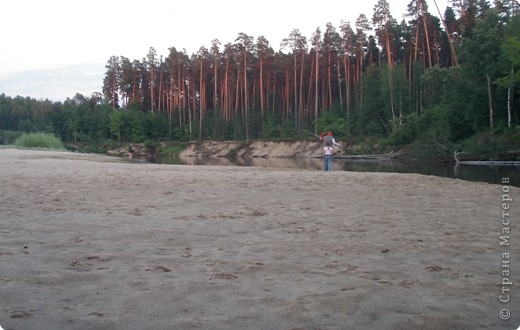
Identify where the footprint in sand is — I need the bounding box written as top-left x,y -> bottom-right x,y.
88,312 -> 105,317
211,272 -> 239,280
144,265 -> 171,272
85,255 -> 111,262
70,237 -> 85,243
84,256 -> 111,270
426,265 -> 445,272
10,310 -> 33,319
181,248 -> 192,258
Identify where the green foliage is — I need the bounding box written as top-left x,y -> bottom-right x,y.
502,37 -> 520,68
259,114 -> 279,139
495,37 -> 520,91
402,137 -> 457,161
353,136 -> 389,154
388,114 -> 419,146
258,113 -> 298,139
78,105 -> 112,141
14,132 -> 64,149
504,125 -> 520,144
460,125 -> 520,156
65,140 -> 120,154
277,123 -> 297,139
0,130 -> 23,145
125,109 -> 147,142
158,142 -> 188,159
109,110 -> 123,141
144,139 -> 159,153
17,119 -> 34,132
316,110 -> 348,138
359,65 -> 386,136
387,105 -> 458,159
455,9 -> 507,132
459,133 -> 499,155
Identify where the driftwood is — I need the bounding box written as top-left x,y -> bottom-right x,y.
334,154 -> 397,160
454,151 -> 520,166
311,151 -> 401,161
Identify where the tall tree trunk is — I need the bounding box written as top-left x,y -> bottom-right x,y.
112,79 -> 117,109
328,49 -> 332,109
299,52 -> 304,127
260,57 -> 264,117
244,51 -> 249,141
214,53 -> 218,114
158,65 -> 163,113
388,65 -> 396,122
272,71 -> 276,116
432,0 -> 458,66
420,1 -> 432,68
315,51 -> 319,135
487,74 -> 494,130
343,51 -> 349,112
294,53 -> 298,130
151,74 -> 155,113
414,18 -> 419,61
507,65 -> 513,128
307,59 -> 314,122
337,56 -> 343,112
344,52 -> 351,134
357,50 -> 363,105
434,30 -> 440,65
385,32 -> 393,67
224,58 -> 229,123
199,60 -> 203,140
187,77 -> 192,140
178,63 -> 183,131
150,67 -> 155,113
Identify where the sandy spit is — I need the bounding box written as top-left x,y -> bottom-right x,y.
0,148 -> 518,330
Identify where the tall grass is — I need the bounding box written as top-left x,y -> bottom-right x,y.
14,133 -> 64,149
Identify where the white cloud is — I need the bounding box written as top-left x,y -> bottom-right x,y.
0,63 -> 104,101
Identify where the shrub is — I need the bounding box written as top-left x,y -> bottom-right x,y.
0,130 -> 23,145
144,139 -> 159,153
388,115 -> 419,146
14,133 -> 64,149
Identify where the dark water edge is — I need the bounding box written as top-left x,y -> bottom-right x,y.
152,156 -> 520,187
342,160 -> 520,187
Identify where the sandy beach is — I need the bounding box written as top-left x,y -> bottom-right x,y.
0,148 -> 518,330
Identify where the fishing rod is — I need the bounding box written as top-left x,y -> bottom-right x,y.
299,129 -> 321,139
300,129 -> 345,154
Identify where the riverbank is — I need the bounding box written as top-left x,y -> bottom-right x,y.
0,148 -> 518,329
106,140 -> 401,162
102,140 -> 520,164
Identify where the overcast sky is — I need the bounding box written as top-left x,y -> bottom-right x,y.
0,0 -> 449,101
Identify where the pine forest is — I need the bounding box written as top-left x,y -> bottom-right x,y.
1,0 -> 519,160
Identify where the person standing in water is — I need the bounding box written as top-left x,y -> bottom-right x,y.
128,144 -> 134,160
320,131 -> 340,171
323,143 -> 334,171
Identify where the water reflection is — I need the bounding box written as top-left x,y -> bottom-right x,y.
340,159 -> 520,186
155,156 -> 520,187
179,156 -> 324,170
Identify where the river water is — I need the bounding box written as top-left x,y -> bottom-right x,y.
154,156 -> 520,187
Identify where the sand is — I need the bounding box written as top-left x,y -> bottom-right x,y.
0,148 -> 518,330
